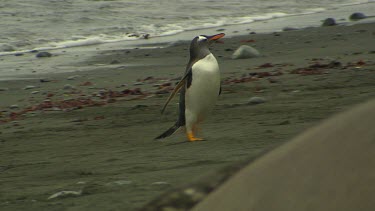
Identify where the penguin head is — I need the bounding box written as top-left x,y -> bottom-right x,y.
189,33 -> 225,60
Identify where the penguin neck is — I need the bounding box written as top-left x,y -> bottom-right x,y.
189,47 -> 211,64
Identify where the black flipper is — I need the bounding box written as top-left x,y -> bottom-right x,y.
155,123 -> 180,140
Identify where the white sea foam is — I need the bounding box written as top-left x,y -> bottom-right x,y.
0,0 -> 373,56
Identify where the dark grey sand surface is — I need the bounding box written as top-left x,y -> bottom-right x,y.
1,22 -> 375,210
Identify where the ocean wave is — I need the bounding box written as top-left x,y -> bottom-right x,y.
0,1 -> 372,56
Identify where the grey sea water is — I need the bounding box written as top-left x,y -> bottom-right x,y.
0,0 -> 370,54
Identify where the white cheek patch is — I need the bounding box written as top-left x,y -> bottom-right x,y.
197,36 -> 207,42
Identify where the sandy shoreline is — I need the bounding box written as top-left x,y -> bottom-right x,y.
1,21 -> 375,211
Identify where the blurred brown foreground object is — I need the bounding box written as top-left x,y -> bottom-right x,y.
193,98 -> 375,211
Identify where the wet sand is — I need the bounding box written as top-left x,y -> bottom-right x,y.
1,22 -> 375,211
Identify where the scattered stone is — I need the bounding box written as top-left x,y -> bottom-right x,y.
152,182 -> 170,185
31,91 -> 40,94
106,180 -> 133,186
247,97 -> 266,105
9,105 -> 19,109
40,78 -> 51,83
134,82 -> 144,86
132,104 -> 148,110
231,45 -> 260,59
63,84 -> 74,90
110,60 -> 120,64
36,52 -> 52,58
273,32 -> 281,36
15,53 -> 24,56
282,27 -> 298,31
349,12 -> 367,21
142,34 -> 150,39
67,75 -> 80,80
279,120 -> 291,125
322,18 -> 336,26
23,85 -> 37,90
224,48 -> 233,51
0,88 -> 9,91
216,28 -> 226,32
47,190 -> 82,200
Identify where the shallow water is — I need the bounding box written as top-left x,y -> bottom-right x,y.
0,0 -> 368,54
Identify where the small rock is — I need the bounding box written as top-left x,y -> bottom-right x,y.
322,18 -> 336,26
248,96 -> 266,105
36,52 -> 52,58
47,190 -> 82,200
106,180 -> 132,186
152,181 -> 169,185
67,75 -> 80,80
110,60 -> 120,64
349,12 -> 367,21
134,82 -> 144,85
9,105 -> 19,109
40,78 -> 51,83
31,91 -> 40,94
232,45 -> 260,59
142,34 -> 150,39
63,84 -> 74,90
14,53 -> 24,56
279,120 -> 291,125
282,27 -> 298,31
216,28 -> 226,32
23,85 -> 37,90
0,88 -> 9,91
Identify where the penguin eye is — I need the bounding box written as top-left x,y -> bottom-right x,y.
197,36 -> 207,42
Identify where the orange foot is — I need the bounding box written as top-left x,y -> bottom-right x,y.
187,131 -> 205,142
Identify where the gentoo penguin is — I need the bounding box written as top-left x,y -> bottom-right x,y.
155,33 -> 225,142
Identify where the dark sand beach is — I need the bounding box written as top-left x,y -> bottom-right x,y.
1,22 -> 375,210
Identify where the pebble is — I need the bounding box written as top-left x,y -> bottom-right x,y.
47,190 -> 82,200
151,181 -> 169,185
9,105 -> 19,109
349,12 -> 367,21
40,78 -> 51,83
232,45 -> 260,59
0,88 -> 9,91
279,120 -> 291,125
23,85 -> 37,90
322,18 -> 336,26
67,75 -> 80,80
31,91 -> 40,94
63,84 -> 74,90
106,180 -> 133,186
248,96 -> 266,105
110,60 -> 120,64
36,52 -> 52,58
134,82 -> 144,85
282,27 -> 298,31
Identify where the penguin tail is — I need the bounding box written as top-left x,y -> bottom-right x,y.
155,123 -> 180,140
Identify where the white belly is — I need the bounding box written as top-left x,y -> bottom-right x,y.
185,53 -> 220,124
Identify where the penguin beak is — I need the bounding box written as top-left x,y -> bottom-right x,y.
207,33 -> 225,43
